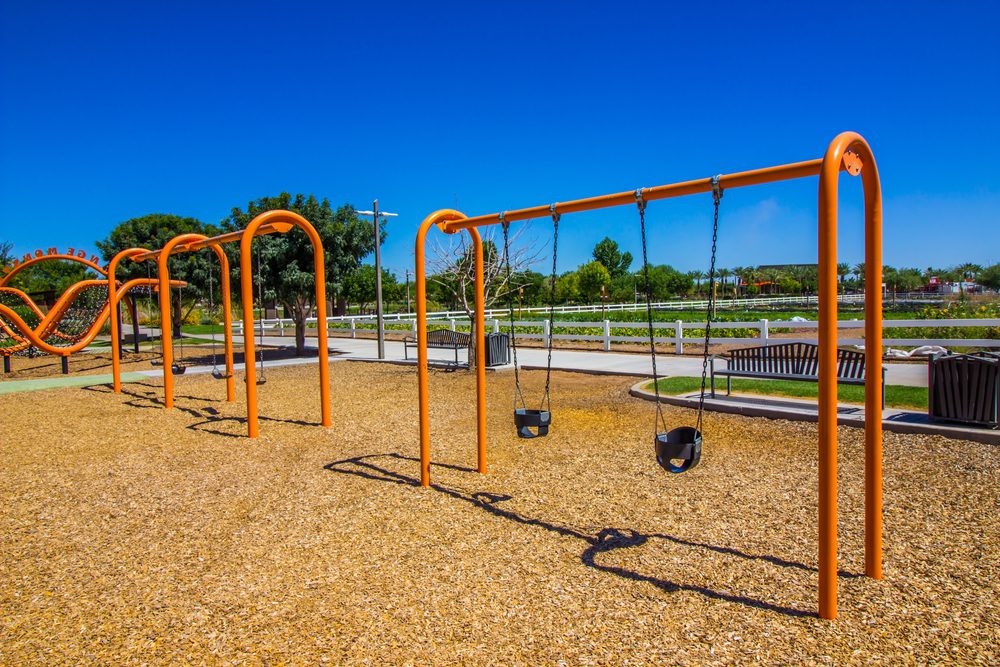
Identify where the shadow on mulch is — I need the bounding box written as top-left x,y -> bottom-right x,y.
83,380 -> 320,437
324,452 -> 864,619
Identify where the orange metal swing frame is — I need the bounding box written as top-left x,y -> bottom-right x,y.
413,131 -> 883,620
112,210 -> 332,438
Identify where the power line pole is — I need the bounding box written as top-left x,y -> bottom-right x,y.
355,200 -> 398,359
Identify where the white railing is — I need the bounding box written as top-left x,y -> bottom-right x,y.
239,291 -> 944,331
233,315 -> 999,354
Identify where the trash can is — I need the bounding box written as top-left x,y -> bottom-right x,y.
928,352 -> 999,428
484,332 -> 511,367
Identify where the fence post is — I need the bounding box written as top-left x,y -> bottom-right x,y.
492,318 -> 500,334
543,319 -> 551,348
759,318 -> 769,346
349,318 -> 356,339
449,319 -> 456,332
603,320 -> 611,351
278,319 -> 284,337
412,319 -> 418,338
675,320 -> 684,355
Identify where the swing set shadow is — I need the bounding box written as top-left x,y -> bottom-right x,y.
324,452 -> 863,619
84,380 -> 319,436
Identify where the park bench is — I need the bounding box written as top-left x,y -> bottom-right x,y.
403,328 -> 471,366
710,342 -> 885,406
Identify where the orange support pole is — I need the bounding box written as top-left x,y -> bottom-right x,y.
816,131 -> 883,619
239,210 -> 330,439
415,209 -> 487,486
157,234 -> 208,409
108,248 -> 152,393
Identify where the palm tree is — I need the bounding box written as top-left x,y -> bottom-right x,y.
837,262 -> 850,293
718,268 -> 733,298
688,270 -> 705,297
954,263 -> 983,297
852,262 -> 866,290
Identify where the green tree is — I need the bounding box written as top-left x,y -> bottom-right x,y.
221,193 -> 376,355
576,261 -> 611,302
96,214 -> 217,338
555,271 -> 580,303
639,264 -> 692,300
978,263 -> 1000,291
0,241 -> 13,270
343,264 -> 401,313
591,237 -> 633,279
4,260 -> 98,297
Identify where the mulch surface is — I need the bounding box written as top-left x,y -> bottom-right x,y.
0,362 -> 996,664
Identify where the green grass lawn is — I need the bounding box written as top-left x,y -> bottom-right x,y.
648,376 -> 927,410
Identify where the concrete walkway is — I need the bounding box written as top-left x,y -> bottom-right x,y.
213,333 -> 929,387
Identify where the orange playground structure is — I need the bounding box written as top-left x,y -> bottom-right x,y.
106,209 -> 332,438
412,131 -> 884,620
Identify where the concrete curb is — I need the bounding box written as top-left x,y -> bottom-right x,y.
628,381 -> 1000,446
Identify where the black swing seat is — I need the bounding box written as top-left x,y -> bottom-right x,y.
655,427 -> 701,474
170,364 -> 187,375
211,369 -> 232,380
514,408 -> 551,439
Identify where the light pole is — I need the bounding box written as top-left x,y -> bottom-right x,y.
355,200 -> 398,359
405,268 -> 412,312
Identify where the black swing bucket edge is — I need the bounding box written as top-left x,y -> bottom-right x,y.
170,364 -> 187,376
514,408 -> 551,439
655,427 -> 701,474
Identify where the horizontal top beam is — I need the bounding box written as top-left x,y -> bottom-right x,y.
443,158 -> 839,233
131,222 -> 294,262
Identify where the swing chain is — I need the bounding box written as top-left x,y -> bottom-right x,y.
500,213 -> 526,410
256,244 -> 266,381
696,175 -> 724,433
542,204 -> 560,412
636,188 -> 667,434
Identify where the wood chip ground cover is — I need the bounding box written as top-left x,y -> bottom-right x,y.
0,362 -> 996,664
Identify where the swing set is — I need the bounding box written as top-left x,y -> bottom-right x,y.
414,131 -> 884,620
107,210 -> 331,438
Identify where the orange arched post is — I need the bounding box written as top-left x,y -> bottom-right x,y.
108,248 -> 152,393
240,210 -> 330,438
155,233 -> 238,407
157,234 -> 202,408
469,227 -> 488,475
415,209 -> 487,486
817,131 -> 883,620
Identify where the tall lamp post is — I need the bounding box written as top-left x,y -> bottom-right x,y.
355,200 -> 398,359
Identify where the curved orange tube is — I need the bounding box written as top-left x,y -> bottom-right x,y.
0,252 -> 107,287
0,278 -> 164,357
156,234 -> 236,409
817,131 -> 883,620
108,248 -> 152,393
415,209 -> 487,487
239,210 -> 330,438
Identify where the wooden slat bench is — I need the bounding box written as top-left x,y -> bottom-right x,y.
403,329 -> 471,366
710,342 -> 886,407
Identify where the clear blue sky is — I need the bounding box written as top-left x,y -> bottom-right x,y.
2,1 -> 998,279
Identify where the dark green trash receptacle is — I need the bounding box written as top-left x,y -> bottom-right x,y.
484,333 -> 510,367
929,352 -> 999,429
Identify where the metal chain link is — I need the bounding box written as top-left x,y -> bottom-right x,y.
256,243 -> 266,380
696,176 -> 724,433
501,215 -> 526,410
636,188 -> 667,434
541,205 -> 559,412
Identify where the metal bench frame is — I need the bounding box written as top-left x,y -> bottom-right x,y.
404,328 -> 471,366
710,342 -> 886,407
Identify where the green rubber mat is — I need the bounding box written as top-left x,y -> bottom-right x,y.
0,372 -> 149,395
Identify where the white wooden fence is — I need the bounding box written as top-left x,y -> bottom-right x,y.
233,315 -> 1000,354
